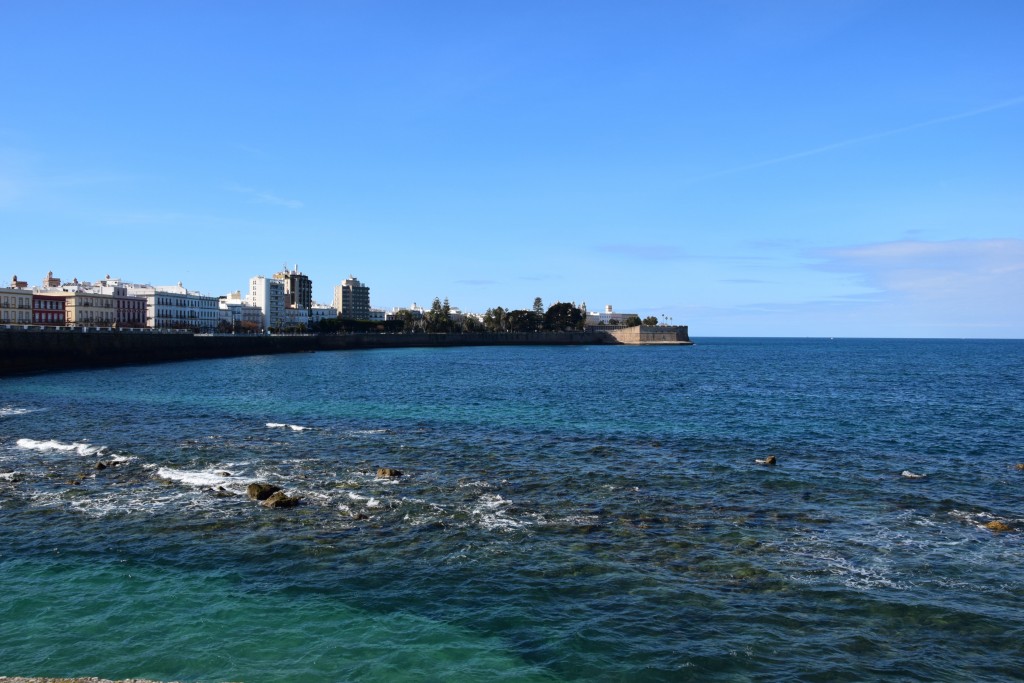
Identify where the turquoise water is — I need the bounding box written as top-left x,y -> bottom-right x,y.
1,339 -> 1023,681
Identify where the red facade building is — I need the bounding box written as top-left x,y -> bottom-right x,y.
32,294 -> 67,326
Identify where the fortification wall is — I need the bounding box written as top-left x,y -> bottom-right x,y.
0,327 -> 617,376
605,325 -> 692,345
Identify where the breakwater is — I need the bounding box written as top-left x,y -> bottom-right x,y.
0,327 -> 614,376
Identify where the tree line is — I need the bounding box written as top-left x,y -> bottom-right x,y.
234,297 -> 666,335
374,297 -> 663,334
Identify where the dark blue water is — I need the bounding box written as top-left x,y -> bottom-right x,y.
1,339 -> 1023,681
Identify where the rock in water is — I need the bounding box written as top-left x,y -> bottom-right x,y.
246,483 -> 282,501
261,491 -> 301,508
755,455 -> 777,465
1016,463 -> 1024,471
95,461 -> 108,470
377,468 -> 403,478
985,520 -> 1012,533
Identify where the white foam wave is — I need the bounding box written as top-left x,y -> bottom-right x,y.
458,480 -> 493,490
471,493 -> 528,532
0,407 -> 33,418
266,422 -> 312,431
0,471 -> 19,481
156,467 -> 239,490
16,438 -> 105,457
901,470 -> 927,479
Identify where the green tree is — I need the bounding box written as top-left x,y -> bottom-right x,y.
642,316 -> 659,326
623,315 -> 642,327
506,309 -> 541,332
608,318 -> 619,326
543,302 -> 584,331
425,297 -> 451,333
532,297 -> 544,316
483,306 -> 508,332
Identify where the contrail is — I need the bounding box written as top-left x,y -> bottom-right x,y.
686,95 -> 1024,183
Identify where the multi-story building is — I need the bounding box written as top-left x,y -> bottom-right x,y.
248,276 -> 286,332
310,303 -> 338,327
88,277 -> 147,328
585,304 -> 639,326
385,303 -> 426,322
125,282 -> 219,332
282,306 -> 310,330
31,294 -> 67,326
0,276 -> 33,324
333,276 -> 371,320
218,291 -> 264,331
62,290 -> 118,326
273,265 -> 313,311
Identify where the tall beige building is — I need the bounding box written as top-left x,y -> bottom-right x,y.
333,276 -> 370,320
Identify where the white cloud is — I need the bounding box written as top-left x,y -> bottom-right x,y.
678,239 -> 1024,338
817,239 -> 1024,299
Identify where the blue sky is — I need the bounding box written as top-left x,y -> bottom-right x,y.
2,0 -> 1022,337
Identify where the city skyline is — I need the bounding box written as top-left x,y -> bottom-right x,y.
2,2 -> 1022,338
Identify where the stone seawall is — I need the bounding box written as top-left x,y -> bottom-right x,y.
0,327 -> 614,376
602,325 -> 693,345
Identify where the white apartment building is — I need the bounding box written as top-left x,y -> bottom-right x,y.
310,303 -> 338,326
248,276 -> 286,332
282,305 -> 310,330
125,282 -> 220,332
385,303 -> 426,321
585,304 -> 638,326
219,291 -> 264,330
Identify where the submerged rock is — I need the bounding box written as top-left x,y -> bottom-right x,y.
377,468 -> 403,478
261,491 -> 301,508
246,483 -> 282,501
985,520 -> 1013,533
755,455 -> 777,466
1015,463 -> 1024,471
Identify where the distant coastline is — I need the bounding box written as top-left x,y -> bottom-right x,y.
0,325 -> 691,376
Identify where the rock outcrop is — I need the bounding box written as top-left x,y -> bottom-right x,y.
246,483 -> 282,501
261,491 -> 301,508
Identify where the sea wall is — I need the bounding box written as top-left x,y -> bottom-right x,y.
603,325 -> 692,345
0,327 -> 614,376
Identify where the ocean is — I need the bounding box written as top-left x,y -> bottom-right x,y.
1,338 -> 1022,682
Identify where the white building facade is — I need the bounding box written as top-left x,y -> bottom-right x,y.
248,276 -> 286,332
310,304 -> 338,327
585,304 -> 638,326
125,282 -> 219,332
219,291 -> 264,330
